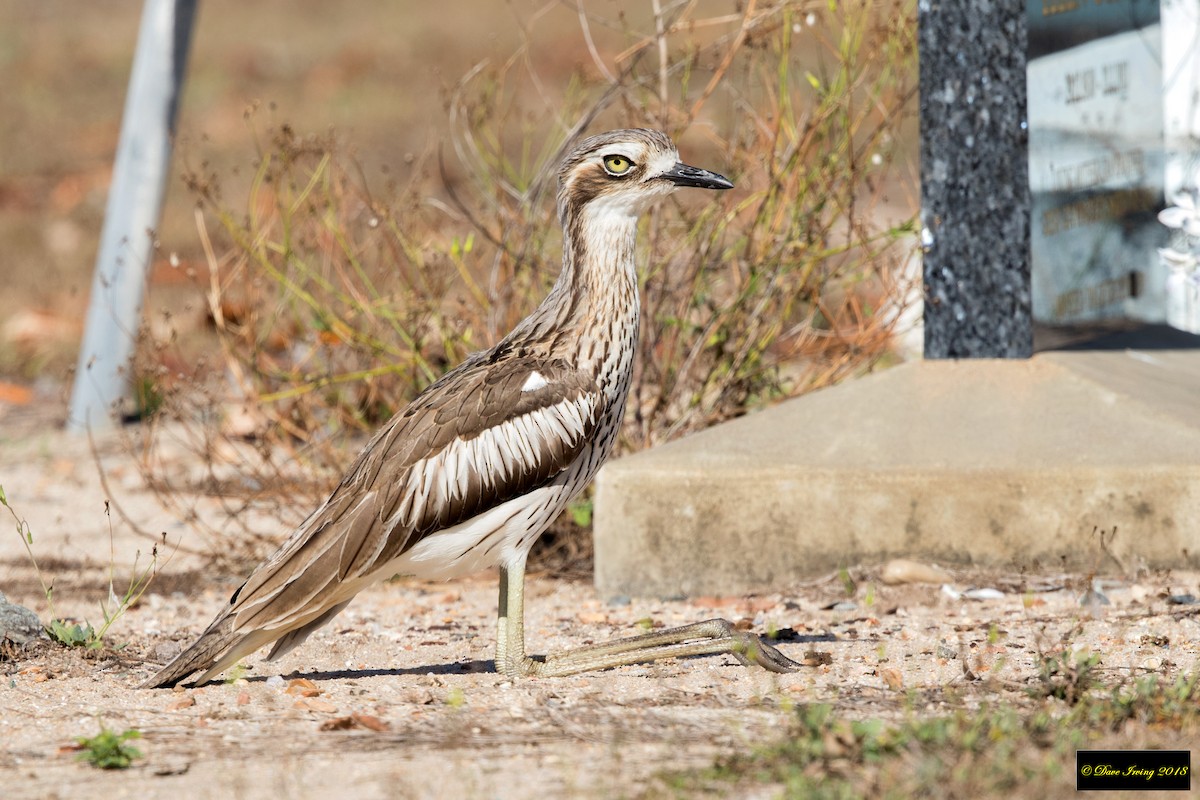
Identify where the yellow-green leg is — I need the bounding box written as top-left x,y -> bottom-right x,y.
495,558 -> 800,678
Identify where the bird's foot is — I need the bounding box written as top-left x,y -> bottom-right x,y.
726,628 -> 802,674
497,618 -> 801,677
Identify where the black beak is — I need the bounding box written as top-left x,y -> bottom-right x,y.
661,162 -> 734,190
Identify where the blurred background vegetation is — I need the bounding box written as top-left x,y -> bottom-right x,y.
0,0 -> 918,570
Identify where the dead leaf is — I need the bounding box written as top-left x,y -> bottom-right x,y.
690,596 -> 737,609
879,666 -> 904,690
285,678 -> 322,697
0,382 -> 33,405
745,597 -> 779,612
802,651 -> 834,667
351,713 -> 389,731
319,716 -> 356,731
318,713 -> 389,732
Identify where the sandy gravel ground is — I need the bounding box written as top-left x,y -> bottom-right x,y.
2,416 -> 1198,799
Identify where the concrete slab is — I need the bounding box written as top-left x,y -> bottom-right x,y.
593,329 -> 1200,598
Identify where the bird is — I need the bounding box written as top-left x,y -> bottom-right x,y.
142,128 -> 800,688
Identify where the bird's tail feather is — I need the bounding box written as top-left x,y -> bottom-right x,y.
139,616 -> 268,689
140,597 -> 357,688
265,599 -> 352,662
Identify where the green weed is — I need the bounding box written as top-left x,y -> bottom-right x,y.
445,687 -> 467,709
653,671 -> 1200,798
1033,648 -> 1101,705
2,484 -> 161,650
74,726 -> 143,770
568,498 -> 593,528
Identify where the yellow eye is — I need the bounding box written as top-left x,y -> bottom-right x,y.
602,154 -> 634,175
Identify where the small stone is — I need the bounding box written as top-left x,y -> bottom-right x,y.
152,757 -> 191,776
152,641 -> 183,663
879,559 -> 954,585
1079,588 -> 1111,608
0,592 -> 44,646
963,588 -> 1005,601
294,697 -> 338,713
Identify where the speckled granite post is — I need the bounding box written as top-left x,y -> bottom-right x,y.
920,0 -> 1032,358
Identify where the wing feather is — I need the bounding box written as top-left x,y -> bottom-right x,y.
230,355 -> 600,627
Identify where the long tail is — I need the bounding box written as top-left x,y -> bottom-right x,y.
139,599 -> 356,688
140,615 -> 263,688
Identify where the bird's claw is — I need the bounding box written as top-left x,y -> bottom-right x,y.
731,631 -> 802,674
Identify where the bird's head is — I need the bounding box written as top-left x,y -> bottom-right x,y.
556,129 -> 733,224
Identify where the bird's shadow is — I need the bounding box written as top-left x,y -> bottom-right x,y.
208,659 -> 498,687
177,635 -> 823,688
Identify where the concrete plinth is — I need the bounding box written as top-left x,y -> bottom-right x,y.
594,331 -> 1200,598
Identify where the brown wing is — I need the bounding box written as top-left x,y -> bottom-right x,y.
142,352 -> 602,687
226,353 -> 601,630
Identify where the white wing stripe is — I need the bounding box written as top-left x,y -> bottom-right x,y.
540,403 -> 573,443
451,439 -> 472,500
390,395 -> 595,530
558,398 -> 585,437
438,440 -> 458,508
509,414 -> 538,469
487,426 -> 514,482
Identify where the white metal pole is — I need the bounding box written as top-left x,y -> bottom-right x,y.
66,0 -> 197,433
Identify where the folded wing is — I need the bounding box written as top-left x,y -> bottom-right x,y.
142,353 -> 601,687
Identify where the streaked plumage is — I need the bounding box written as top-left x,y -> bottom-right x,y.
143,129 -> 798,688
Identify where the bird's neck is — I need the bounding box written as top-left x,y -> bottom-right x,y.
514,200 -> 642,378
558,200 -> 640,312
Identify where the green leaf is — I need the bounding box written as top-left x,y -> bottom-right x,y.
75,728 -> 142,770
47,619 -> 97,648
569,498 -> 593,528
